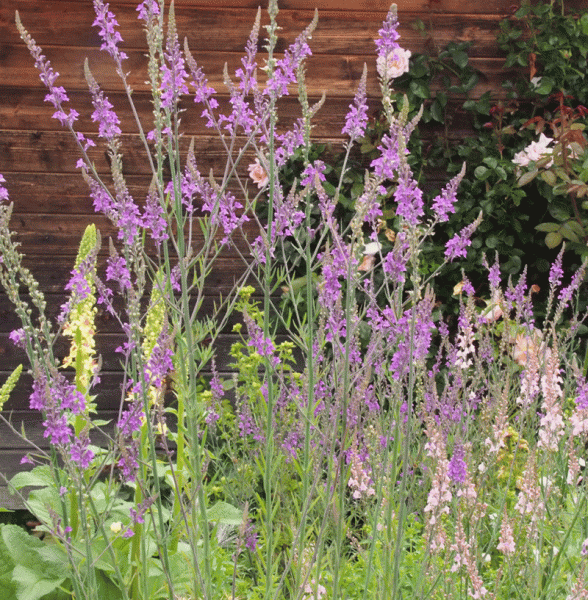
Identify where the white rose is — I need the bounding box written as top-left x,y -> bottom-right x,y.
513,133 -> 553,168
248,158 -> 269,189
377,47 -> 411,80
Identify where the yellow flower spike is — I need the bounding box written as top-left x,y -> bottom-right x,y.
0,365 -> 23,412
62,224 -> 99,404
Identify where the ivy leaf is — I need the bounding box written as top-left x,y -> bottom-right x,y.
451,50 -> 469,69
535,76 -> 554,95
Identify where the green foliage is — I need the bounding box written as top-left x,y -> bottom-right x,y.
0,523 -> 70,600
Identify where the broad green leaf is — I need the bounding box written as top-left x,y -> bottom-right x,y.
2,525 -> 68,600
560,222 -> 581,243
581,13 -> 588,35
545,231 -> 563,248
540,170 -> 557,186
430,99 -> 444,123
207,501 -> 243,526
409,80 -> 430,99
10,466 -> 54,491
451,49 -> 469,69
535,76 -> 554,95
485,236 -> 499,249
0,526 -> 17,600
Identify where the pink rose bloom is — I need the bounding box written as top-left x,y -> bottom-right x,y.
376,47 -> 411,80
248,158 -> 269,189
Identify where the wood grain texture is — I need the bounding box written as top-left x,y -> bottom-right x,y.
2,3 -> 512,57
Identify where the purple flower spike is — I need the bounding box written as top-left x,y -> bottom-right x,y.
395,169 -> 424,227
445,215 -> 482,262
375,5 -> 401,59
88,82 -> 121,140
300,160 -> 327,188
342,65 -> 369,141
431,164 -> 465,223
70,436 -> 94,469
136,0 -> 160,22
92,0 -> 127,62
160,12 -> 188,110
0,173 -> 8,203
548,246 -> 565,289
448,444 -> 467,484
9,328 -> 27,349
265,15 -> 315,99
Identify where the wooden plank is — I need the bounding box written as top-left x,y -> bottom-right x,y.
178,0 -> 582,10
1,44 -> 511,98
2,2 -> 509,57
0,330 -> 241,382
0,45 -> 367,97
0,324 -> 293,412
0,292 -> 248,335
1,371 -> 126,412
42,0 -> 541,13
0,89 -> 376,138
3,255 -> 254,293
0,130 -> 342,175
0,410 -> 121,449
4,212 -> 262,258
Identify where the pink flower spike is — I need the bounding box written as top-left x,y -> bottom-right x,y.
92,0 -> 128,62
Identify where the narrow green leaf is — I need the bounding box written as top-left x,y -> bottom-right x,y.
517,169 -> 539,187
535,222 -> 561,233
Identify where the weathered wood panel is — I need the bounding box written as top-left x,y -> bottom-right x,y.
1,3 -> 513,57
1,46 -> 512,100
0,90 -> 369,137
4,254 -> 254,293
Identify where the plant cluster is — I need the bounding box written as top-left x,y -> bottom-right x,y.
0,1 -> 587,600
263,0 -> 588,323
